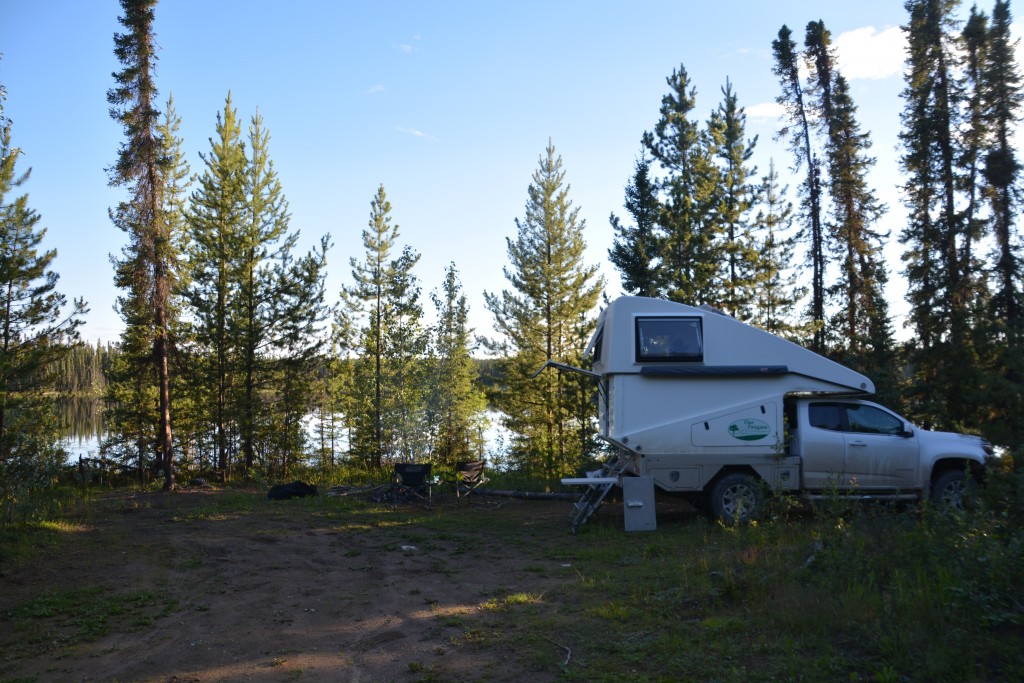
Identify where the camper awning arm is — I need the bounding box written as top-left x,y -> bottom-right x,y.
532,360 -> 602,379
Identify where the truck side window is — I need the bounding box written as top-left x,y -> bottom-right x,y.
635,317 -> 703,362
808,403 -> 842,431
844,404 -> 903,435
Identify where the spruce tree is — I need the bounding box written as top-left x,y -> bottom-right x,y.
107,0 -> 179,488
483,140 -> 604,485
266,237 -> 329,476
708,79 -> 761,320
899,0 -> 979,429
642,65 -> 721,305
979,0 -> 1024,448
983,0 -> 1023,326
106,96 -> 189,481
804,22 -> 897,386
772,25 -> 827,351
751,159 -> 805,338
608,152 -> 660,297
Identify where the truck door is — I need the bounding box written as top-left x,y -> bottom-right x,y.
839,402 -> 919,490
801,402 -> 849,489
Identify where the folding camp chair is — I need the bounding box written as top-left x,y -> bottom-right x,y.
455,460 -> 489,505
389,463 -> 433,508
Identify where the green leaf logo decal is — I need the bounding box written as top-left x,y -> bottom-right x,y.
728,419 -> 771,441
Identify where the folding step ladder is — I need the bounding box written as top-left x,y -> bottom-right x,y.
563,452 -> 631,533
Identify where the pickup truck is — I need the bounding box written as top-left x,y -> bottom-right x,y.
547,296 -> 992,528
701,396 -> 992,523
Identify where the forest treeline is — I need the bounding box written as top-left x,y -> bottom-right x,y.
1,0 -> 1022,503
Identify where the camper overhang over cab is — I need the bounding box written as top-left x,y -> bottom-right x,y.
584,296 -> 873,456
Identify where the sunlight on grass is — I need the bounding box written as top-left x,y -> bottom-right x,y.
34,519 -> 91,533
481,592 -> 543,611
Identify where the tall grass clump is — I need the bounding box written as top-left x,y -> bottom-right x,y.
804,460 -> 1024,681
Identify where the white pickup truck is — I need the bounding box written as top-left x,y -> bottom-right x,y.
547,296 -> 993,527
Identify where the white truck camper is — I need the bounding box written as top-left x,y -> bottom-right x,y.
546,296 -> 992,530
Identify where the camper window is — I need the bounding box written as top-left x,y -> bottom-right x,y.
635,317 -> 703,362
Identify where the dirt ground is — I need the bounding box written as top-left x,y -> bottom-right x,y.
0,488 -> 602,683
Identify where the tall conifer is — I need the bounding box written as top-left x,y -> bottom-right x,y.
773,26 -> 827,351
107,0 -> 178,488
642,66 -> 721,304
708,79 -> 761,319
484,141 -> 604,485
339,185 -> 425,470
608,152 -> 660,297
751,159 -> 805,338
185,94 -> 246,475
428,264 -> 487,466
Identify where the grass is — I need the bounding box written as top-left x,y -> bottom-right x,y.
1,478 -> 1023,682
409,494 -> 1024,682
3,587 -> 178,661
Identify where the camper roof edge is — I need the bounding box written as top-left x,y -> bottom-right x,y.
588,296 -> 876,396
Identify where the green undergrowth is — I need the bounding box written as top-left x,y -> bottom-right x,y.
2,587 -> 178,662
1,476 -> 1023,682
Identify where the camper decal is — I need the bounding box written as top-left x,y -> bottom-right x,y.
728,419 -> 771,441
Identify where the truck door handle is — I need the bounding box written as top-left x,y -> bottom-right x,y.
849,440 -> 867,447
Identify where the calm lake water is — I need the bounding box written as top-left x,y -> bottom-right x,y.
60,398 -> 104,461
59,400 -> 509,464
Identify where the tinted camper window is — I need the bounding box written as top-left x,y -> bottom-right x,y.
635,317 -> 703,362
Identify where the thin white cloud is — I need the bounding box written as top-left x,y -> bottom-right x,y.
397,126 -> 436,141
834,26 -> 906,80
746,101 -> 786,120
397,35 -> 422,55
368,84 -> 385,95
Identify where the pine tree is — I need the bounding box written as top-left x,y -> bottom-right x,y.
185,93 -> 246,476
0,78 -> 86,495
107,0 -> 179,489
773,25 -> 827,351
384,245 -> 429,463
427,264 -> 487,467
233,109 -> 298,474
483,140 -> 604,485
339,185 -> 425,470
608,152 -> 660,297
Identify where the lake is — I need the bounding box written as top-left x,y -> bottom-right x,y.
59,400 -> 509,465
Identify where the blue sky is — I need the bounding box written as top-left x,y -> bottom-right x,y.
0,1 -> 1007,344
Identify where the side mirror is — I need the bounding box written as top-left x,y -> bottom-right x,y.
901,422 -> 914,438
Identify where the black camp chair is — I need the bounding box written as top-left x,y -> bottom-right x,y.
389,463 -> 433,508
455,460 -> 489,505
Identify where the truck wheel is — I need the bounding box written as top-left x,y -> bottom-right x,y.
931,470 -> 968,511
709,473 -> 764,524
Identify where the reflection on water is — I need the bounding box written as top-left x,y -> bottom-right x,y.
57,400 -> 510,465
59,397 -> 104,460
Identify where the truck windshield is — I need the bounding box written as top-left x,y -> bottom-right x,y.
635,317 -> 703,362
